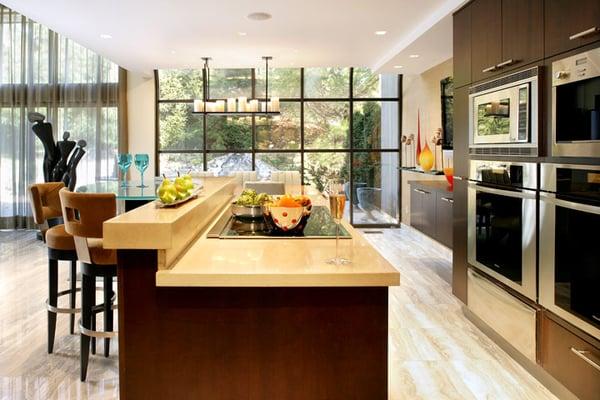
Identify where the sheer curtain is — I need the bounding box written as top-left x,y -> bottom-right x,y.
0,5 -> 121,229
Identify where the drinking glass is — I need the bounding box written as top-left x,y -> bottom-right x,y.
326,180 -> 351,265
134,153 -> 149,188
117,153 -> 132,187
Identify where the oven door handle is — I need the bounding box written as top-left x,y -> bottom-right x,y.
540,193 -> 600,215
468,182 -> 536,199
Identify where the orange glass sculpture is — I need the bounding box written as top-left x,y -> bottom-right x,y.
443,167 -> 454,187
419,143 -> 434,172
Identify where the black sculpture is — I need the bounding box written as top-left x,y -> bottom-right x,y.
62,140 -> 87,191
29,111 -> 87,190
28,112 -> 59,182
52,131 -> 76,182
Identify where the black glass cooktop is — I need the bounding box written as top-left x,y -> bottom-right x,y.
208,206 -> 351,239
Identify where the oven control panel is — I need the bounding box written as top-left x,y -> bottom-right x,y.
552,48 -> 600,86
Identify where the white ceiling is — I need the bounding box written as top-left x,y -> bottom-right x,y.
3,0 -> 465,75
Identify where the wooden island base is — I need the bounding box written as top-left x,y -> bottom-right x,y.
117,249 -> 389,400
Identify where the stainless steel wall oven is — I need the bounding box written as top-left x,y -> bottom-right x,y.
552,48 -> 600,158
468,160 -> 537,300
540,163 -> 600,339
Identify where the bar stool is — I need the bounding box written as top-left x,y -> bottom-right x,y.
59,188 -> 118,382
28,182 -> 79,353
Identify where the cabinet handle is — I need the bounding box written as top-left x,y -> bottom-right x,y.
570,347 -> 600,372
496,59 -> 518,68
441,197 -> 454,204
482,65 -> 498,73
569,27 -> 600,40
413,188 -> 428,194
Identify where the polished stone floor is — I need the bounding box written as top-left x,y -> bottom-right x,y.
0,228 -> 556,399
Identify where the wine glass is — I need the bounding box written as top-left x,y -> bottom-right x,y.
326,180 -> 351,265
117,153 -> 132,187
134,154 -> 149,188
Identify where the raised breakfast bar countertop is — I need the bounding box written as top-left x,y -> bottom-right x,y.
103,176 -> 400,288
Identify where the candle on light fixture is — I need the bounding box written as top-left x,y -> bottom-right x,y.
238,97 -> 247,112
249,99 -> 258,112
227,98 -> 236,112
206,102 -> 215,112
216,100 -> 225,112
262,101 -> 268,112
271,97 -> 280,112
193,100 -> 204,112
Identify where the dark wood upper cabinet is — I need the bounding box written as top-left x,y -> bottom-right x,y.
501,0 -> 544,71
470,0 -> 502,82
453,5 -> 472,88
545,0 -> 600,58
470,0 -> 544,83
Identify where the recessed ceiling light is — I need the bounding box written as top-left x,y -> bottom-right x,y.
170,50 -> 176,54
238,32 -> 247,36
393,65 -> 403,69
375,30 -> 387,36
409,54 -> 420,58
247,12 -> 272,21
99,33 -> 112,39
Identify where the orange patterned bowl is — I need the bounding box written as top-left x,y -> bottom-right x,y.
262,198 -> 312,235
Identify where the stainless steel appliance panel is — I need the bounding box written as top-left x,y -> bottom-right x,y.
468,160 -> 538,300
552,48 -> 600,157
540,163 -> 600,339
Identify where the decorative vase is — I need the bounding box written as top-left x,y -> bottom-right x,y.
419,143 -> 434,172
416,110 -> 422,166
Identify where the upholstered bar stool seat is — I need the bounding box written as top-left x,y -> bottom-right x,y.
28,182 -> 80,354
86,239 -> 117,265
45,225 -> 76,250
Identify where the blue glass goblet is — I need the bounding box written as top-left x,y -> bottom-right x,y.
134,154 -> 150,188
117,153 -> 132,187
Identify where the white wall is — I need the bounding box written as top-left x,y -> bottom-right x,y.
127,70 -> 156,176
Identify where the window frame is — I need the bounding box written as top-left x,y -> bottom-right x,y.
155,67 -> 403,227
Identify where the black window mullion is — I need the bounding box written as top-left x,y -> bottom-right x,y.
349,67 -> 354,225
300,67 -> 305,186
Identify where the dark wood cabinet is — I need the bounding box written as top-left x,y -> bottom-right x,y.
435,192 -> 454,248
452,179 -> 468,304
453,5 -> 472,88
409,181 -> 453,249
453,86 -> 469,178
470,0 -> 544,83
501,0 -> 544,72
410,185 -> 435,238
470,0 -> 502,82
545,0 -> 600,58
541,312 -> 600,400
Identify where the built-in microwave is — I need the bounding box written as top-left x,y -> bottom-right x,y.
467,160 -> 538,301
469,67 -> 539,157
552,48 -> 600,157
540,163 -> 600,339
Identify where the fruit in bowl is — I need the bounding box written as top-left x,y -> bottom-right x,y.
157,172 -> 197,205
232,189 -> 271,218
262,195 -> 312,234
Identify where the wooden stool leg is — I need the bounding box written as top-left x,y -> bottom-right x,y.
69,261 -> 77,335
48,259 -> 58,354
91,313 -> 96,355
80,273 -> 94,382
103,276 -> 113,357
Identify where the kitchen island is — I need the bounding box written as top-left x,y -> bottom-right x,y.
104,177 -> 400,400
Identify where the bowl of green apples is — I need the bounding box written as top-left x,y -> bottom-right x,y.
156,172 -> 201,207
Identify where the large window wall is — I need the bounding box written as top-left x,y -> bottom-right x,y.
156,67 -> 400,226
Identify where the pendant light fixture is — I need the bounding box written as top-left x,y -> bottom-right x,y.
192,56 -> 280,115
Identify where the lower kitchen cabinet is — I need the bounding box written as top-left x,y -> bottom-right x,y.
541,312 -> 600,400
409,181 -> 453,249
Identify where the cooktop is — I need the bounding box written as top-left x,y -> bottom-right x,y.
207,206 -> 352,239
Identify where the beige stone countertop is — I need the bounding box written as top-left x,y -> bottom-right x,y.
156,205 -> 400,288
103,176 -> 236,251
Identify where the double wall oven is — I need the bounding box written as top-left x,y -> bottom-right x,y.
540,164 -> 600,339
467,160 -> 537,301
552,47 -> 600,157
